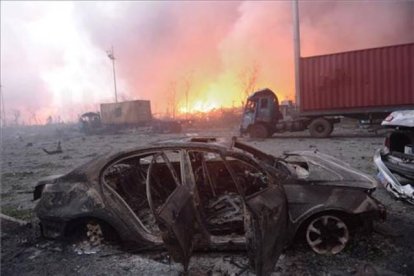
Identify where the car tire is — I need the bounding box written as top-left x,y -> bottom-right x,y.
249,124 -> 269,138
309,118 -> 333,138
305,214 -> 349,255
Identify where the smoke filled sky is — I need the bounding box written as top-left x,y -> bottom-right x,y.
1,1 -> 413,124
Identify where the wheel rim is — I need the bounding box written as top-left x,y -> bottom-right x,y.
316,124 -> 325,133
306,215 -> 349,254
86,221 -> 104,246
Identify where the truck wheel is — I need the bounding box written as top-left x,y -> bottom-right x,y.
309,118 -> 333,138
249,124 -> 269,138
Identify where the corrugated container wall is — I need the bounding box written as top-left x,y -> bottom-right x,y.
299,43 -> 414,113
100,100 -> 152,125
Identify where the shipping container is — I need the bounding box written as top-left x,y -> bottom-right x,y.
100,100 -> 152,125
299,43 -> 414,115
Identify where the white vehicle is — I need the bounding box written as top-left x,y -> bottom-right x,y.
374,110 -> 414,204
381,110 -> 414,128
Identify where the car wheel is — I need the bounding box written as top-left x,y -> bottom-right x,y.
305,215 -> 349,254
249,124 -> 269,138
309,118 -> 333,138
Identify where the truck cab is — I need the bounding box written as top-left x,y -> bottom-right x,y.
240,88 -> 337,138
240,89 -> 282,138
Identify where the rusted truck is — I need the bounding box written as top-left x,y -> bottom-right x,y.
240,42 -> 414,138
80,100 -> 181,133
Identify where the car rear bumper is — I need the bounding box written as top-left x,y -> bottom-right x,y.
374,148 -> 414,204
383,154 -> 414,180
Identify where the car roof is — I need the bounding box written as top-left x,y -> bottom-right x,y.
63,139 -> 253,182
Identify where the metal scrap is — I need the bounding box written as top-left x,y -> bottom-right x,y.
42,141 -> 62,155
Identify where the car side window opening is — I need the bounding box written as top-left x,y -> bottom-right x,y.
146,151 -> 183,213
245,100 -> 257,113
225,155 -> 269,197
189,150 -> 259,237
102,149 -> 271,239
102,150 -> 182,236
189,151 -> 244,236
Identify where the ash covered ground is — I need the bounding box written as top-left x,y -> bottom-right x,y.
1,121 -> 414,275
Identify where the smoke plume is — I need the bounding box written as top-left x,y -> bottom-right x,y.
1,1 -> 413,123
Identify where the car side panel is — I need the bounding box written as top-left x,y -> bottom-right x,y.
284,183 -> 385,235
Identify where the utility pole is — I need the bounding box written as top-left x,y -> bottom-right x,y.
0,84 -> 5,127
292,0 -> 301,108
107,46 -> 118,103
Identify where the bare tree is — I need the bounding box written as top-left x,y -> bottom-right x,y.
28,109 -> 39,125
12,109 -> 21,125
167,81 -> 177,119
238,62 -> 260,101
166,73 -> 193,119
46,116 -> 53,125
182,71 -> 193,119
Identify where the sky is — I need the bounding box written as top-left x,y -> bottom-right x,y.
1,1 -> 413,124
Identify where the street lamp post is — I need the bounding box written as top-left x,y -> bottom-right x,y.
107,46 -> 118,103
292,0 -> 301,108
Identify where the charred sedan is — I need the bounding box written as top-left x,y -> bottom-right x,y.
34,138 -> 385,273
34,140 -> 288,274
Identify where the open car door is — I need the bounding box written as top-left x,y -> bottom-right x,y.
146,151 -> 196,271
226,155 -> 288,275
245,185 -> 288,275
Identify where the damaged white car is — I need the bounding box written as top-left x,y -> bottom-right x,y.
374,110 -> 414,204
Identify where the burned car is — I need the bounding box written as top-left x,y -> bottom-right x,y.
34,138 -> 385,273
374,110 -> 414,204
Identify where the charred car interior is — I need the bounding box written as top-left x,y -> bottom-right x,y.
34,137 -> 385,274
103,149 -> 273,240
103,146 -> 289,274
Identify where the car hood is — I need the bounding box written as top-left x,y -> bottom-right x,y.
283,151 -> 377,190
382,110 -> 414,128
227,139 -> 377,190
36,174 -> 64,185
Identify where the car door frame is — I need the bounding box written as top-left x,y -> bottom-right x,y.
146,148 -> 200,271
223,152 -> 289,276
